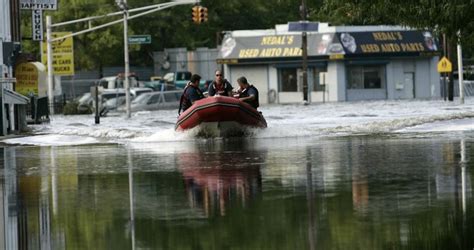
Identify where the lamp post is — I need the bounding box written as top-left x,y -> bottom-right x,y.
116,0 -> 132,118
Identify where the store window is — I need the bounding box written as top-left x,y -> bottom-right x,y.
312,68 -> 327,92
279,68 -> 298,92
348,65 -> 385,89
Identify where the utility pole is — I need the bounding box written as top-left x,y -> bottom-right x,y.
117,0 -> 131,118
448,38 -> 454,101
300,0 -> 309,103
442,34 -> 447,101
46,16 -> 54,115
457,31 -> 464,105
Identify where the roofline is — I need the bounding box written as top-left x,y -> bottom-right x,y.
230,22 -> 415,37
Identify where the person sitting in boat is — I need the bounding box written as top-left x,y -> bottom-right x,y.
178,74 -> 205,114
236,76 -> 259,109
208,70 -> 233,97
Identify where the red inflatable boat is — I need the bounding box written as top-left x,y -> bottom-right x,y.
175,96 -> 267,136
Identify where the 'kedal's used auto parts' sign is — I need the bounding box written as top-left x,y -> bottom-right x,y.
219,33 -> 342,61
217,31 -> 438,64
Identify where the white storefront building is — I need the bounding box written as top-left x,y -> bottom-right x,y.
217,23 -> 440,104
1,0 -> 28,136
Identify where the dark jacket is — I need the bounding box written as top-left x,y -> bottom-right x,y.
179,83 -> 204,114
208,79 -> 233,96
239,85 -> 259,109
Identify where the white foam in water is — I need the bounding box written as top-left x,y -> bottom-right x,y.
2,98 -> 474,146
131,128 -> 199,143
3,134 -> 99,146
397,118 -> 474,133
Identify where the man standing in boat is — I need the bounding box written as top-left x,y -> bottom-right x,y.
178,74 -> 205,114
236,76 -> 259,109
208,70 -> 233,96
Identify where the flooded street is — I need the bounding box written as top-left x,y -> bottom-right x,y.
1,133 -> 473,249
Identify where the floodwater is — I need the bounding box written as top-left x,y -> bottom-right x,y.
1,134 -> 473,249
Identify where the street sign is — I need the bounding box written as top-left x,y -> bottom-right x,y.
437,56 -> 452,73
128,35 -> 152,44
41,32 -> 75,76
288,21 -> 319,32
32,10 -> 43,41
20,0 -> 57,10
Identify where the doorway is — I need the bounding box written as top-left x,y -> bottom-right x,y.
403,72 -> 415,99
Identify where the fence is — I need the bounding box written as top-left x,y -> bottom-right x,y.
26,95 -> 70,123
441,80 -> 474,98
61,79 -> 98,100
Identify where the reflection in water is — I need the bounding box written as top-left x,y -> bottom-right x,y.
0,137 -> 473,249
177,141 -> 264,217
306,148 -> 315,250
461,139 -> 467,216
1,148 -> 20,249
127,148 -> 135,250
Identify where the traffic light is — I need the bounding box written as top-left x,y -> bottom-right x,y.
192,5 -> 200,23
192,5 -> 208,24
199,7 -> 208,23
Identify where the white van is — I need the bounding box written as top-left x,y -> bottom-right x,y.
98,74 -> 140,89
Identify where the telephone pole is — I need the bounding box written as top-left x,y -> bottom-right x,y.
116,0 -> 132,118
457,31 -> 464,105
300,0 -> 309,103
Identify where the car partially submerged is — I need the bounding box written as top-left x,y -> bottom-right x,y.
117,90 -> 182,112
100,88 -> 153,115
77,92 -> 94,113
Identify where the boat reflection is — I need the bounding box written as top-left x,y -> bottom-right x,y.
177,148 -> 264,217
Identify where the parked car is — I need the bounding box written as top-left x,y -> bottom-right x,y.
97,73 -> 140,89
159,71 -> 208,90
77,92 -> 94,113
101,96 -> 127,116
143,81 -> 179,91
163,71 -> 191,89
100,88 -> 153,115
118,90 -> 182,112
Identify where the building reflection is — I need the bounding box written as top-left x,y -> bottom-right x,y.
305,148 -> 316,250
1,147 -> 22,250
1,147 -> 77,250
0,137 -> 472,249
304,138 -> 472,217
176,143 -> 264,217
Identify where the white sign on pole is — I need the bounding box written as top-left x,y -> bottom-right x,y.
32,9 -> 43,41
21,0 -> 57,10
